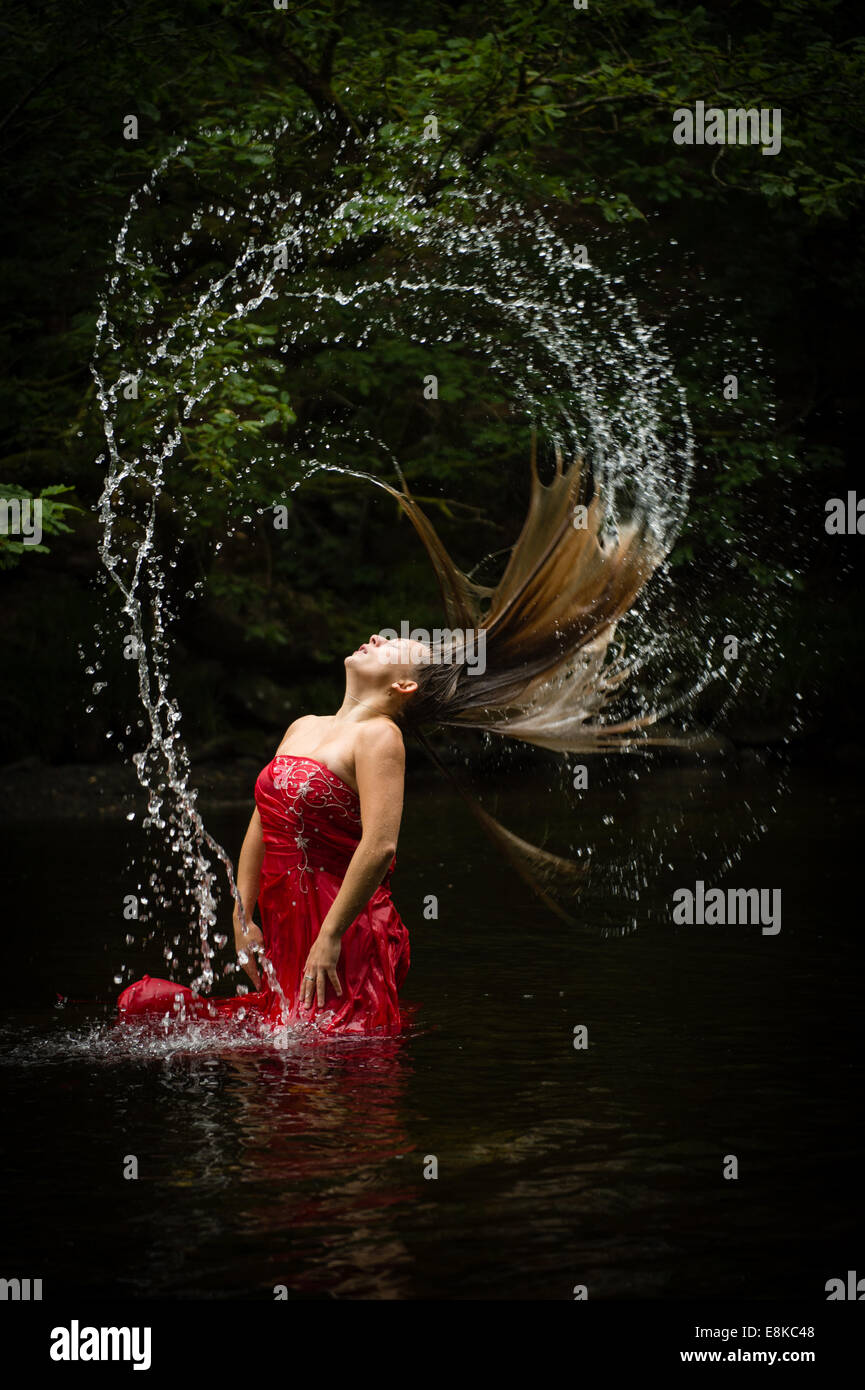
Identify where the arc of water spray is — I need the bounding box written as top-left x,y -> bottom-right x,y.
90,118 -> 705,986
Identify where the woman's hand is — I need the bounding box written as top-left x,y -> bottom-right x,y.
233,911 -> 265,990
300,926 -> 343,1010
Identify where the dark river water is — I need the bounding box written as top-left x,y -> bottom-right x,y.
0,758 -> 862,1300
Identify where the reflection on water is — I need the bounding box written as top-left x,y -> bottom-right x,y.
0,762 -> 862,1298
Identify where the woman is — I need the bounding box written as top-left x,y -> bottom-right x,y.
233,632 -> 427,1031
118,633 -> 426,1036
118,444 -> 668,1037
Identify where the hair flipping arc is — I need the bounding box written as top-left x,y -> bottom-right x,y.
378,436 -> 674,924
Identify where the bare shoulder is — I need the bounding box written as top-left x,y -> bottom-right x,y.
274,713 -> 319,753
354,717 -> 406,762
281,713 -> 319,739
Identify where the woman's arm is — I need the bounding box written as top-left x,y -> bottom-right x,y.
299,720 -> 406,1009
232,807 -> 265,989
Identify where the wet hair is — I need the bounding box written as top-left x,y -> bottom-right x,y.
383,436 -> 670,923
399,658 -> 463,729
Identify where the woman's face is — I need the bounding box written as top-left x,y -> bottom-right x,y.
345,632 -> 428,691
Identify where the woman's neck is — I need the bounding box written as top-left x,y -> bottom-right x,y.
334,690 -> 395,722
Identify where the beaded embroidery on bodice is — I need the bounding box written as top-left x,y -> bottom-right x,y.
257,754 -> 365,891
271,753 -> 361,816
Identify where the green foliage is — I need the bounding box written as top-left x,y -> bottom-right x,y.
0,0 -> 862,753
0,485 -> 81,569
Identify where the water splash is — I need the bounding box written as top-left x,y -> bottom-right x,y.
0,1014 -> 418,1066
88,112 -> 790,986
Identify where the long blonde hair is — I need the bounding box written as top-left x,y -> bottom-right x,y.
385,436 -> 671,922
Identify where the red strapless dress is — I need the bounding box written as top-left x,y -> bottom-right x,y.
116,754 -> 411,1037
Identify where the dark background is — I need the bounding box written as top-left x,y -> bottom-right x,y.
0,0 -> 864,1312
1,0 -> 864,775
